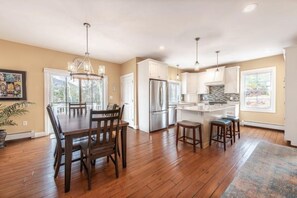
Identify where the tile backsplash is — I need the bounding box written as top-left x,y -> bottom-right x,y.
200,86 -> 239,102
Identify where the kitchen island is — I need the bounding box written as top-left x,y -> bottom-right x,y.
176,104 -> 236,148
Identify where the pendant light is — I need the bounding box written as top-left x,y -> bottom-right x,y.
216,50 -> 220,71
67,23 -> 105,80
176,64 -> 180,80
194,37 -> 202,71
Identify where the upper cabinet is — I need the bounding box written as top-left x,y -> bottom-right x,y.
147,59 -> 168,80
197,72 -> 209,94
224,66 -> 240,93
181,72 -> 198,94
205,66 -> 225,86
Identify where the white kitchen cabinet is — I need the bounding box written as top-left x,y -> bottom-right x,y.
181,72 -> 198,94
284,46 -> 297,146
147,59 -> 168,80
224,66 -> 240,93
197,72 -> 209,94
205,66 -> 225,85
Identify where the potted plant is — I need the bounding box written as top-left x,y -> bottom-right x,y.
0,101 -> 32,148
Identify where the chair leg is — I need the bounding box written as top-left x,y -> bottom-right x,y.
230,125 -> 233,145
199,126 -> 203,149
233,121 -> 236,143
238,120 -> 241,139
209,124 -> 213,146
80,150 -> 83,172
193,128 -> 196,152
114,146 -> 119,178
176,124 -> 179,147
54,151 -> 58,168
87,158 -> 92,190
54,152 -> 62,178
183,127 -> 185,142
223,127 -> 226,151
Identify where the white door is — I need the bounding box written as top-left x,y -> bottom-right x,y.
120,73 -> 135,128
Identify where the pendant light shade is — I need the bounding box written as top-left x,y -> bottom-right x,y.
194,37 -> 202,71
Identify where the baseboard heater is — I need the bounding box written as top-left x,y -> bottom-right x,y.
6,131 -> 34,141
6,131 -> 46,141
241,121 -> 284,131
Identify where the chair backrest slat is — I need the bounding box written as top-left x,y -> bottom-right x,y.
69,102 -> 87,115
88,108 -> 121,149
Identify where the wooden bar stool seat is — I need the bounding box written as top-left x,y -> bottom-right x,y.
176,120 -> 202,152
209,119 -> 233,151
223,116 -> 240,143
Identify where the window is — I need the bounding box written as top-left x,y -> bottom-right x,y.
240,67 -> 276,113
44,68 -> 108,134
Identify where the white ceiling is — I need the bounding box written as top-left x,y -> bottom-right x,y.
0,0 -> 296,69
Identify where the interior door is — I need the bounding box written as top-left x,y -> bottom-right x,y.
120,73 -> 135,128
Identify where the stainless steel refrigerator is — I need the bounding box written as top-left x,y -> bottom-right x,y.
168,81 -> 180,125
149,79 -> 168,132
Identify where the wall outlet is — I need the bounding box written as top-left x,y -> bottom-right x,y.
23,121 -> 28,126
109,95 -> 113,100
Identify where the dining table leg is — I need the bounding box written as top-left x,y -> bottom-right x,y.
121,126 -> 127,168
64,135 -> 73,193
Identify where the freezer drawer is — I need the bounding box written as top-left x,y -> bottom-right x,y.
150,111 -> 168,132
168,106 -> 176,125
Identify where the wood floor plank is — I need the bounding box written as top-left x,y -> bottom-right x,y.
0,126 -> 290,197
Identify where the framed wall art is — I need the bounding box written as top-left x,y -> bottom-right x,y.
0,69 -> 27,100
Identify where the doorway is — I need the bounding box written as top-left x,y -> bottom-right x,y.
120,73 -> 135,128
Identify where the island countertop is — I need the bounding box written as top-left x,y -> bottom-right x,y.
176,104 -> 235,112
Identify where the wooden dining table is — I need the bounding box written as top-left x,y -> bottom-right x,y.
58,114 -> 129,193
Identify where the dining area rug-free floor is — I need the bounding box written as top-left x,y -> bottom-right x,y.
222,141 -> 297,198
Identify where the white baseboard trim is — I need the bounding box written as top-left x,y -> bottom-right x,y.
6,131 -> 47,141
33,131 -> 47,138
242,120 -> 284,131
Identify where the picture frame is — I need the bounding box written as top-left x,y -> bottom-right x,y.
0,69 -> 27,100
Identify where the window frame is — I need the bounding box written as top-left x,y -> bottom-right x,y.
240,67 -> 276,113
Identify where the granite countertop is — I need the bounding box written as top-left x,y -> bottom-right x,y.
176,104 -> 235,112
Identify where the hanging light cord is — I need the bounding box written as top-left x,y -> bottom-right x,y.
84,23 -> 90,56
216,50 -> 220,71
195,37 -> 200,64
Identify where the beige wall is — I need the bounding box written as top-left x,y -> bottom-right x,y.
0,39 -> 121,134
226,55 -> 285,125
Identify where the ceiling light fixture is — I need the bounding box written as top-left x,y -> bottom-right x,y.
176,64 -> 180,80
67,23 -> 105,80
194,37 -> 202,71
243,3 -> 258,13
159,45 -> 165,50
216,50 -> 220,72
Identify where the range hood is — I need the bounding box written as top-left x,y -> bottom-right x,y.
204,66 -> 225,86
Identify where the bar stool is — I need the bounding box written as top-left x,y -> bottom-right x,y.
176,120 -> 202,152
209,119 -> 233,151
223,116 -> 240,143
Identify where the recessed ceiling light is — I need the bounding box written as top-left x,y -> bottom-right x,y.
159,45 -> 165,50
243,3 -> 258,13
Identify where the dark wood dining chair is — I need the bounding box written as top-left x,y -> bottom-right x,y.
69,102 -> 87,115
80,108 -> 121,190
46,105 -> 82,178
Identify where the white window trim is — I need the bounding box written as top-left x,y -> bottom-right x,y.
240,67 -> 276,113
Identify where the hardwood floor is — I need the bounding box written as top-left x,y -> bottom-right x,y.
0,126 -> 289,197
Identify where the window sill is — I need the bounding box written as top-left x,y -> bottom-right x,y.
240,108 -> 276,113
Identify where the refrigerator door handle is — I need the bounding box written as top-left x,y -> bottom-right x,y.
159,86 -> 162,108
160,85 -> 163,108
